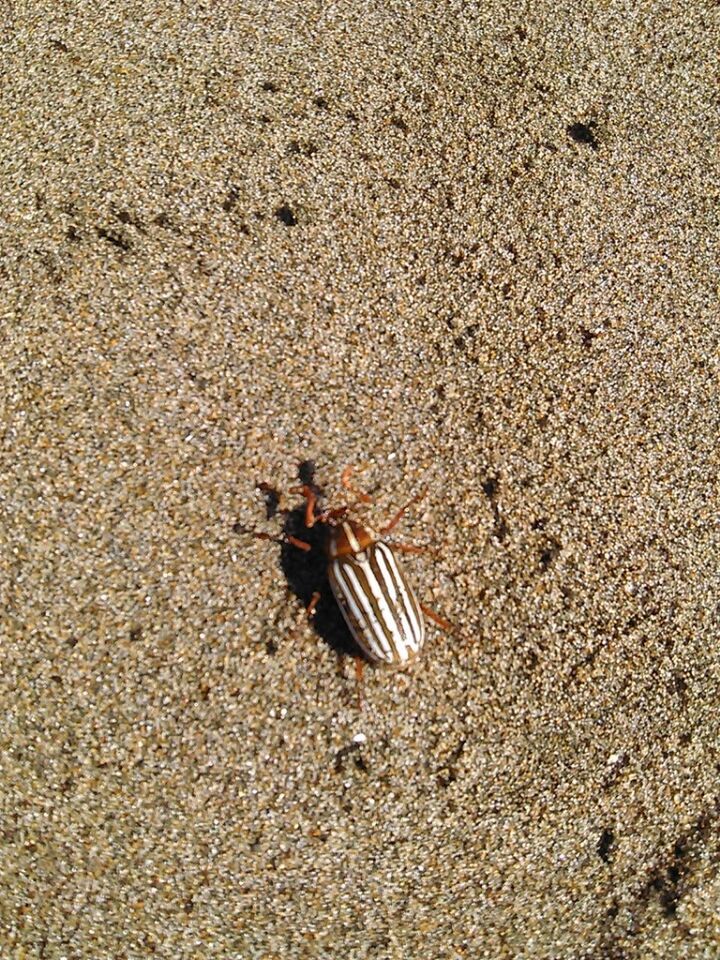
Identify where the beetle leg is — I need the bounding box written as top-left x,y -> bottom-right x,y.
286,534 -> 312,552
379,489 -> 426,535
302,485 -> 319,527
288,483 -> 321,527
238,527 -> 283,544
240,527 -> 312,552
387,542 -> 428,554
420,602 -> 454,634
354,656 -> 365,710
389,541 -> 442,560
341,465 -> 373,504
306,591 -> 321,618
288,484 -> 350,528
319,506 -> 349,523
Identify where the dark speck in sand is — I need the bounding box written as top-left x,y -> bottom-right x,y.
567,121 -> 599,149
223,188 -> 239,212
275,204 -> 298,226
96,227 -> 132,251
598,828 -> 615,862
482,477 -> 500,499
539,539 -> 562,571
334,741 -> 368,773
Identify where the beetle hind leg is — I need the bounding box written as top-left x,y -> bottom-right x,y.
420,602 -> 454,635
306,591 -> 322,618
354,656 -> 366,711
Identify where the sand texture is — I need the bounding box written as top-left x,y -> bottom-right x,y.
1,1 -> 719,957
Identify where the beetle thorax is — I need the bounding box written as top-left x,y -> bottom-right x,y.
328,519 -> 376,559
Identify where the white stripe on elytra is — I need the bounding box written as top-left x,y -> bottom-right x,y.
344,559 -> 397,660
365,547 -> 420,662
383,545 -> 425,653
331,559 -> 389,659
359,551 -> 413,658
376,543 -> 424,651
343,522 -> 361,554
373,560 -> 410,662
373,544 -> 417,657
338,558 -> 396,661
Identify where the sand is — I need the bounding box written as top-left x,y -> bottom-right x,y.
1,1 -> 719,957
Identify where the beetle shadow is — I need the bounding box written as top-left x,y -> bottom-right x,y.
279,504 -> 363,660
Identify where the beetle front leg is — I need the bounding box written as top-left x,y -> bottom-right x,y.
379,490 -> 426,535
341,465 -> 373,504
239,526 -> 312,552
287,483 -> 320,528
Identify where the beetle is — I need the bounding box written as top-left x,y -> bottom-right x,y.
251,463 -> 449,671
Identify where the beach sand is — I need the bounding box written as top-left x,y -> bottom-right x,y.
1,2 -> 718,956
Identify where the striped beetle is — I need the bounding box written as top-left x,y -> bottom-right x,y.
253,463 -> 449,671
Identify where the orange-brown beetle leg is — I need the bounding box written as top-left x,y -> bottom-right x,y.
243,529 -> 278,543
306,591 -> 321,618
322,506 -> 350,523
301,485 -> 319,527
241,527 -> 312,552
341,465 -> 373,504
389,542 -> 428,554
390,541 -> 442,560
420,603 -> 454,634
379,489 -> 426,535
290,484 -> 350,528
286,534 -> 312,552
354,656 -> 365,710
288,483 -> 318,526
